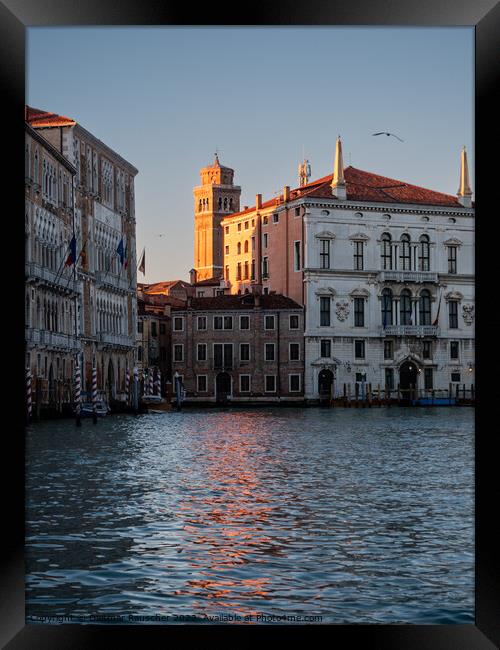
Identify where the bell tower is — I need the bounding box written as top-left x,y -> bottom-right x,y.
193,154 -> 241,281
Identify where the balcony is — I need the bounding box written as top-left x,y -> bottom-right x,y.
25,262 -> 80,294
98,332 -> 135,348
25,328 -> 80,350
378,270 -> 438,284
382,325 -> 440,337
94,271 -> 132,293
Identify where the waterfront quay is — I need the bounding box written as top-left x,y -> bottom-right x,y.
26,407 -> 474,625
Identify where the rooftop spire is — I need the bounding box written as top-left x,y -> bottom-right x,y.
331,135 -> 346,199
458,146 -> 472,195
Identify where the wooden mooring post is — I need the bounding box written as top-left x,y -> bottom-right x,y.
354,382 -> 359,407
347,383 -> 351,406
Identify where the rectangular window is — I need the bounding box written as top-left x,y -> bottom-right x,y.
265,315 -> 275,330
354,241 -> 364,270
197,343 -> 207,361
214,343 -> 233,369
251,259 -> 255,280
448,246 -> 457,274
422,340 -> 432,359
244,261 -> 249,279
355,340 -> 365,359
451,372 -> 461,383
354,298 -> 365,327
450,341 -> 459,359
237,223 -> 241,231
273,213 -> 279,223
295,207 -> 301,217
265,375 -> 276,392
173,344 -> 183,362
173,317 -> 183,331
262,257 -> 269,278
240,343 -> 250,362
224,316 -> 233,330
385,368 -> 394,390
225,245 -> 229,255
214,316 -> 223,330
320,297 -> 331,326
289,314 -> 299,330
225,226 -> 229,235
244,221 -> 249,230
160,323 -> 166,335
449,301 -> 458,329
240,375 -> 251,392
197,316 -> 207,330
240,315 -> 250,330
320,339 -> 331,358
289,374 -> 301,392
236,263 -> 241,280
197,375 -> 207,392
319,239 -> 330,269
424,368 -> 433,390
294,241 -> 301,271
263,233 -> 268,248
151,322 -> 157,337
289,343 -> 300,361
265,343 -> 275,361
137,320 -> 143,333
225,266 -> 229,281
384,340 -> 393,360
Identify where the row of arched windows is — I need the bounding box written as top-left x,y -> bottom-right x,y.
96,295 -> 127,335
381,288 -> 432,326
26,291 -> 74,334
198,196 -> 235,212
381,233 -> 430,271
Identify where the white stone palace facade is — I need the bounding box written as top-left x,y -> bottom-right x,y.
213,139 -> 474,401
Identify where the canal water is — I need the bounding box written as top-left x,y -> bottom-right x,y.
26,407 -> 474,625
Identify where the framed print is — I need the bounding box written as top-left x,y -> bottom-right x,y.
1,0 -> 499,647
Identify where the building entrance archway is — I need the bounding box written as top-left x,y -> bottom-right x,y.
318,368 -> 334,402
215,372 -> 231,403
399,360 -> 418,398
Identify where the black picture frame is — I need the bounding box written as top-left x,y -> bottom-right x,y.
2,1 -> 499,647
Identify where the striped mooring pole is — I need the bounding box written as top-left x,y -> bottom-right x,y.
26,366 -> 32,422
143,369 -> 148,397
125,368 -> 130,405
155,369 -> 161,396
91,366 -> 98,424
133,366 -> 138,413
149,370 -> 154,395
74,361 -> 82,426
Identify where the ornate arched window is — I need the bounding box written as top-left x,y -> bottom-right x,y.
199,199 -> 202,212
381,288 -> 393,327
244,240 -> 249,253
400,289 -> 412,325
400,234 -> 411,271
419,235 -> 430,271
419,289 -> 431,325
224,197 -> 228,211
229,197 -> 234,211
381,233 -> 392,270
237,242 -> 241,255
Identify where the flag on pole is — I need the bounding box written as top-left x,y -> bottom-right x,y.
117,239 -> 125,266
432,290 -> 442,327
138,248 -> 146,275
124,242 -> 128,270
65,235 -> 77,266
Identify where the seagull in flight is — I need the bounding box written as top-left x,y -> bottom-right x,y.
372,132 -> 404,142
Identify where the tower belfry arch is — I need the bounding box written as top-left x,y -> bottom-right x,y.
193,154 -> 241,281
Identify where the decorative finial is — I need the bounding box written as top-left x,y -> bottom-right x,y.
331,135 -> 346,199
457,146 -> 472,206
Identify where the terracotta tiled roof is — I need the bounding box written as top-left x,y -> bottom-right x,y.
143,280 -> 191,294
225,166 -> 463,218
193,277 -> 222,286
172,294 -> 302,311
25,106 -> 76,128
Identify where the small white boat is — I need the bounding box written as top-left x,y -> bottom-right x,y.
80,401 -> 110,417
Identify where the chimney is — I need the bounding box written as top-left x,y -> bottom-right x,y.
189,268 -> 197,284
457,146 -> 472,208
256,194 -> 262,209
331,136 -> 347,200
283,185 -> 290,202
254,293 -> 261,307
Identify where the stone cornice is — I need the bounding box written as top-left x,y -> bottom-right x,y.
301,199 -> 474,218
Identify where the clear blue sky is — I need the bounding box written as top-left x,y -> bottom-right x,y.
27,27 -> 474,284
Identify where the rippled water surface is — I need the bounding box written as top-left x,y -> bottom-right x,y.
26,407 -> 474,624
